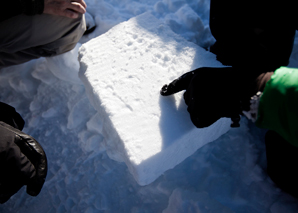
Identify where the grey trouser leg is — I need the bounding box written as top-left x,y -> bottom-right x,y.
0,14 -> 86,68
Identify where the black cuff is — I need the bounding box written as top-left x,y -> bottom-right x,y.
23,0 -> 44,16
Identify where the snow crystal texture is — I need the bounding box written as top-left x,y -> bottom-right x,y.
79,12 -> 230,185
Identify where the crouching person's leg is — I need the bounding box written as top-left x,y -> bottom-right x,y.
265,130 -> 298,198
0,13 -> 86,68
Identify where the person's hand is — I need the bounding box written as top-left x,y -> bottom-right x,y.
0,103 -> 47,204
160,67 -> 244,128
44,0 -> 87,19
0,122 -> 47,204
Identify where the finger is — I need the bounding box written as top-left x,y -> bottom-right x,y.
14,133 -> 47,196
27,177 -> 45,196
73,0 -> 87,9
187,104 -> 220,128
69,2 -> 86,14
160,70 -> 197,96
62,9 -> 80,18
186,92 -> 221,128
191,114 -> 220,128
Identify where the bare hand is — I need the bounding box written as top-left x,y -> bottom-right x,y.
44,0 -> 87,19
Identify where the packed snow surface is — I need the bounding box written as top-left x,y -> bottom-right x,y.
1,0 -> 298,212
79,12 -> 230,186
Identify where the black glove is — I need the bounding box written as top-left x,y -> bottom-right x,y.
160,67 -> 247,128
0,103 -> 47,204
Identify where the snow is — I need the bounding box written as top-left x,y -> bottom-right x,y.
163,189 -> 234,213
1,0 -> 298,212
79,12 -> 230,186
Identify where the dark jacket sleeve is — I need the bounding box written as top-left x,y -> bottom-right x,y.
0,0 -> 44,22
209,0 -> 297,70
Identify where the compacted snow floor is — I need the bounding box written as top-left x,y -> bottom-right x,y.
1,0 -> 298,212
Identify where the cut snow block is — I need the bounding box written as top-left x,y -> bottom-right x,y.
79,12 -> 231,185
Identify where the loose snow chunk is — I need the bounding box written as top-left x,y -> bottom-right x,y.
79,12 -> 230,185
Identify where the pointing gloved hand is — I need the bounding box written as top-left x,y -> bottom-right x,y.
160,67 -> 252,128
0,103 -> 47,204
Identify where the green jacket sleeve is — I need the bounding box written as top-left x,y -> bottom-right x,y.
256,67 -> 298,147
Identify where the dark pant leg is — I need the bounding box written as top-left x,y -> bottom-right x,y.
265,130 -> 298,198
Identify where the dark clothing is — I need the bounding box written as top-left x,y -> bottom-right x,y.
0,11 -> 86,68
209,0 -> 297,71
265,130 -> 298,198
209,0 -> 298,198
0,103 -> 47,204
0,0 -> 44,22
0,102 -> 24,130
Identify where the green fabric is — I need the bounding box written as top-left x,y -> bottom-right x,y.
256,67 -> 298,147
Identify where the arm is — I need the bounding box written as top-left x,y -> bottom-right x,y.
256,67 -> 298,147
160,66 -> 298,146
160,67 -> 263,128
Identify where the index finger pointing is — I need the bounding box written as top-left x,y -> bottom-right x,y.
72,0 -> 87,9
160,70 -> 196,96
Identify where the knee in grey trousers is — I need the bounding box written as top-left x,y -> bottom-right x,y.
0,14 -> 86,68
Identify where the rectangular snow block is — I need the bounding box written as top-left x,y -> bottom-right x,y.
79,12 -> 231,185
